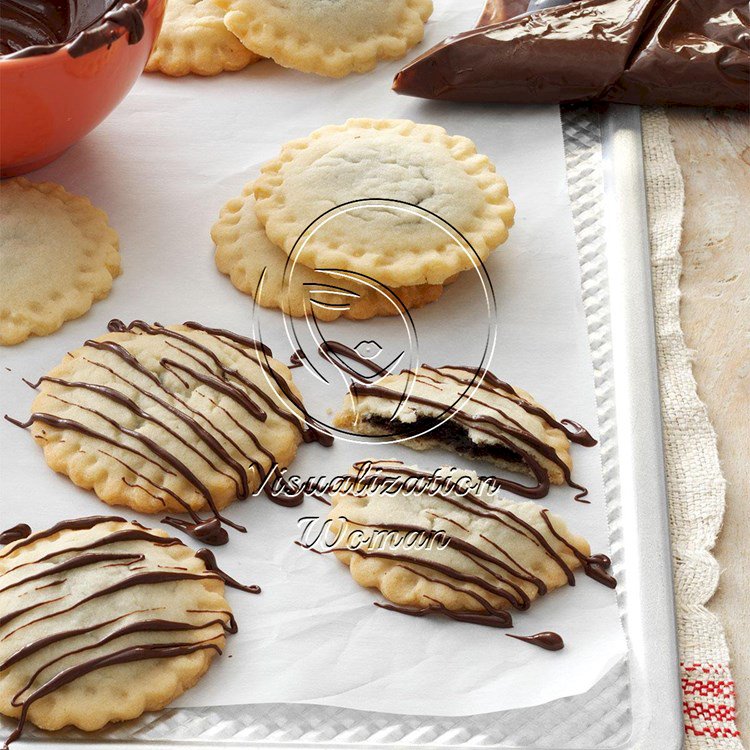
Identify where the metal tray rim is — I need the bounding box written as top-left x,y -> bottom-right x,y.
597,104 -> 682,750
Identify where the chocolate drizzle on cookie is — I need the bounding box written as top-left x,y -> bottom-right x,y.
319,340 -> 394,383
0,516 -> 257,749
375,600 -> 513,628
5,320 -> 332,545
540,509 -> 616,589
330,461 -> 616,630
348,365 -> 595,501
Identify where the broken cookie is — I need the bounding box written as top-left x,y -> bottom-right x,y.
334,365 -> 596,500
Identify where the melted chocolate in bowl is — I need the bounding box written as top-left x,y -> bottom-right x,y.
0,0 -> 146,58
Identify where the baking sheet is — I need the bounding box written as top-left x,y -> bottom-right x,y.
0,0 -> 627,719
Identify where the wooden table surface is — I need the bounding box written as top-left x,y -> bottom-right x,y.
666,108 -> 750,738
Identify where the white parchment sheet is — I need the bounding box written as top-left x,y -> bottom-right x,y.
0,1 -> 627,717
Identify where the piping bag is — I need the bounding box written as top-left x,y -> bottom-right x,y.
393,0 -> 750,108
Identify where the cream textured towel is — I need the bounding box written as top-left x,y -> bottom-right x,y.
642,108 -> 742,748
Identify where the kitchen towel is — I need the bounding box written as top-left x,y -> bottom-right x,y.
642,107 -> 741,748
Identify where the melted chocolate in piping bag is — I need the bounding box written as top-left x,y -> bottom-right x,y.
393,0 -> 749,109
604,0 -> 750,107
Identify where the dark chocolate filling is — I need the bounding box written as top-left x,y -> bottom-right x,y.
364,415 -> 525,466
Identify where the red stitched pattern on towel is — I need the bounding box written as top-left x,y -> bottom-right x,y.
681,662 -> 741,739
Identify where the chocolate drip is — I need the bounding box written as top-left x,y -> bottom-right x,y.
507,631 -> 565,651
264,468 -> 305,507
349,365 -> 594,501
354,521 -> 543,605
375,601 -> 513,628
180,321 -> 273,356
301,424 -> 334,447
7,320 -> 332,545
0,569 -> 225,631
6,528 -> 182,574
0,0 -> 148,60
0,524 -> 31,546
0,551 -> 144,595
0,516 -> 126,558
108,320 -> 324,445
332,462 -> 615,629
195,549 -> 261,593
294,540 -> 325,555
541,510 -> 617,588
289,349 -> 306,369
161,517 -> 230,546
0,516 -> 257,749
6,411 -> 243,539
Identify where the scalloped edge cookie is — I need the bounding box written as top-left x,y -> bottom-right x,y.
0,517 -> 234,740
253,119 -> 515,287
327,461 -> 596,622
19,321 -> 306,518
146,0 -> 261,76
0,179 -> 120,347
212,185 -> 446,321
216,0 -> 433,78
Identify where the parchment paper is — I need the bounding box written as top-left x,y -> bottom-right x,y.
0,0 -> 627,716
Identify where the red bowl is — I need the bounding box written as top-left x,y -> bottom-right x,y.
0,0 -> 165,177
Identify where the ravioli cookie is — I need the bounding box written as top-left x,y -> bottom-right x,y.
216,0 -> 433,77
334,365 -> 597,500
0,516 -> 256,747
9,320 -> 315,540
213,186 -> 446,320
146,0 -> 261,76
0,179 -> 120,346
254,119 -> 515,287
327,461 -> 615,627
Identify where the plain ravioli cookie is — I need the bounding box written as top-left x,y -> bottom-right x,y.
212,185 -> 446,321
216,0 -> 433,77
253,119 -> 515,287
0,179 -> 120,346
0,516 -> 245,745
146,0 -> 261,76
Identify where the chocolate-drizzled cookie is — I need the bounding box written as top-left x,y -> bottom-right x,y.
0,516 -> 258,748
7,320 -> 331,545
325,461 -> 615,630
334,365 -> 595,500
